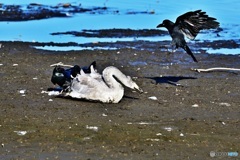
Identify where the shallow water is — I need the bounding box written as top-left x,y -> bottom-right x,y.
0,0 -> 239,53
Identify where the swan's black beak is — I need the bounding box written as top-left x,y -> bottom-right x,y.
135,87 -> 143,94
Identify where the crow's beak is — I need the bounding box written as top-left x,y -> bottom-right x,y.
156,23 -> 163,28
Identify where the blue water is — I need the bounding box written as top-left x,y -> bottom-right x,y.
0,0 -> 239,53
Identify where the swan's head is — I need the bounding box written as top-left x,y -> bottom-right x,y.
133,83 -> 143,93
126,76 -> 143,93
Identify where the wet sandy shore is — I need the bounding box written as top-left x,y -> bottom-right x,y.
0,41 -> 239,159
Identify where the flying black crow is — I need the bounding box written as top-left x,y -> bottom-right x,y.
157,10 -> 219,62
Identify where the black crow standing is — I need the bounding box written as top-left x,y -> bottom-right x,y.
157,10 -> 219,62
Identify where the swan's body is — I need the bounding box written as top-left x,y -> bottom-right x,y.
64,66 -> 143,103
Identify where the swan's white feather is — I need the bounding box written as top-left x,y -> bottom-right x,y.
64,66 -> 142,103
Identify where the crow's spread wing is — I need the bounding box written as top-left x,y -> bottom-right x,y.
175,10 -> 219,40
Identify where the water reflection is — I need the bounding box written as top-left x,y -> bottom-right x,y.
0,0 -> 239,53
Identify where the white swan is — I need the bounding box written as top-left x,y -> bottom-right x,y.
64,65 -> 143,103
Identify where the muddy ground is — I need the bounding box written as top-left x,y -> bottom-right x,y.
0,41 -> 239,159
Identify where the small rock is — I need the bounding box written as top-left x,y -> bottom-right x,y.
41,90 -> 48,94
65,12 -> 72,17
83,137 -> 91,140
192,104 -> 199,107
146,138 -> 160,142
62,3 -> 71,7
148,96 -> 158,101
156,133 -> 162,136
164,127 -> 173,132
219,102 -> 231,107
19,90 -> 26,94
13,64 -> 18,66
86,125 -> 98,132
14,131 -> 27,136
180,133 -> 184,137
102,113 -> 107,117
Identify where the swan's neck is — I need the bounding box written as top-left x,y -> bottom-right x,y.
102,67 -> 126,91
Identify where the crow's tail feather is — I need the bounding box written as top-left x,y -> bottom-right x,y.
184,45 -> 198,62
